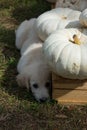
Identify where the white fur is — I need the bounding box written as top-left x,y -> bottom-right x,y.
15,18 -> 51,102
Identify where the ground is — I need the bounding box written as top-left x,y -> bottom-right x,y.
0,0 -> 87,129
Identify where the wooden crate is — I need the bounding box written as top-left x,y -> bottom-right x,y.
52,73 -> 87,105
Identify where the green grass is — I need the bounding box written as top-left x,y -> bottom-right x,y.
0,0 -> 87,129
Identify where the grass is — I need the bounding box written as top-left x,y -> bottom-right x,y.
0,0 -> 87,129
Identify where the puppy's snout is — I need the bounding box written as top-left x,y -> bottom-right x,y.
40,97 -> 48,102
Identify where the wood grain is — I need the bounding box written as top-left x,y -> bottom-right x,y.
52,73 -> 87,105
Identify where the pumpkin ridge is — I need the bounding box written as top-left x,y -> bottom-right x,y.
67,45 -> 81,75
53,41 -> 70,63
58,44 -> 73,67
55,44 -> 74,77
44,40 -> 62,63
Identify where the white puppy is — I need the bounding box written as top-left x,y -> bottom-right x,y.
15,18 -> 51,102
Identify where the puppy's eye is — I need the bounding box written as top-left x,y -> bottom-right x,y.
33,83 -> 38,89
45,82 -> 50,88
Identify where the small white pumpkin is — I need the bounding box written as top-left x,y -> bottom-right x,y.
43,28 -> 87,79
36,8 -> 81,41
56,0 -> 87,11
79,8 -> 87,27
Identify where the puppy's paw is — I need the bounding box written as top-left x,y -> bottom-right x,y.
16,74 -> 30,90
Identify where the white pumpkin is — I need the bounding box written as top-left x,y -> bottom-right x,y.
79,8 -> 87,27
56,0 -> 87,11
36,8 -> 81,41
43,28 -> 87,79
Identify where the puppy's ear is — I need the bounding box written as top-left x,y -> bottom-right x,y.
16,73 -> 30,90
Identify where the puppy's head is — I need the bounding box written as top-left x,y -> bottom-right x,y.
16,64 -> 51,102
30,65 -> 51,102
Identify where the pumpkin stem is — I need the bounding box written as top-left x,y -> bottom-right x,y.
62,16 -> 67,19
73,35 -> 81,45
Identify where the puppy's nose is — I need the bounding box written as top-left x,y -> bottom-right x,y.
40,97 -> 47,102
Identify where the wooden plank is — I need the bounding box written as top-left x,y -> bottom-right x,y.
52,73 -> 87,90
53,82 -> 87,90
52,73 -> 87,82
52,72 -> 87,105
53,89 -> 87,105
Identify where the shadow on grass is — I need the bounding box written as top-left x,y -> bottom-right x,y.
0,25 -> 36,102
11,0 -> 50,23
